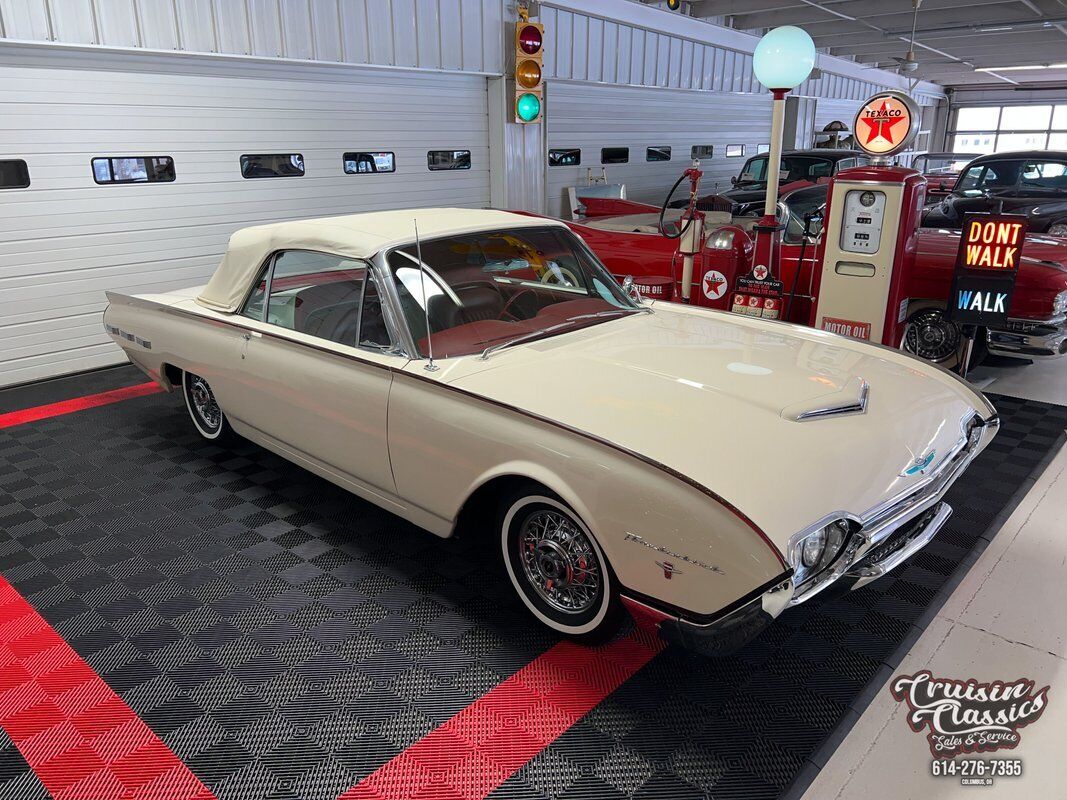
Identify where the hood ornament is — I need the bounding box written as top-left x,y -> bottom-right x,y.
901,449 -> 937,477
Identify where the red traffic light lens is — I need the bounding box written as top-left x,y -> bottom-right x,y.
518,25 -> 542,55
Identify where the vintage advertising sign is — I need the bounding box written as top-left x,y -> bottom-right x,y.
853,91 -> 920,158
948,213 -> 1026,327
820,316 -> 872,340
730,274 -> 783,319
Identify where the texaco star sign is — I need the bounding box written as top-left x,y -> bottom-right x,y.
853,92 -> 919,158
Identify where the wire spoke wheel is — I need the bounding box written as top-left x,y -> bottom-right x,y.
518,509 -> 602,615
902,308 -> 961,363
189,376 -> 221,431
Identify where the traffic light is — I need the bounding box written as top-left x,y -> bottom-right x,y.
666,0 -> 682,10
514,19 -> 544,123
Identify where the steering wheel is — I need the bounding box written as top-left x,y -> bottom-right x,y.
539,265 -> 580,286
499,288 -> 536,322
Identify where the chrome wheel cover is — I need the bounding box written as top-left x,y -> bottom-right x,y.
903,309 -> 960,363
1048,223 -> 1067,237
519,510 -> 602,615
189,376 -> 221,431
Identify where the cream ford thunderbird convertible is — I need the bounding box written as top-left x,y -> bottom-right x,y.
104,208 -> 998,651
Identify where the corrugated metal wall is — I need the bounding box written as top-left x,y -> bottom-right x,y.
539,5 -> 943,107
545,82 -> 772,217
0,56 -> 490,386
0,0 -> 505,73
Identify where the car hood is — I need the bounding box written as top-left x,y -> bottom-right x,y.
440,306 -> 992,550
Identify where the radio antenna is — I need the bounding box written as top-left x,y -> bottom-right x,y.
414,218 -> 438,372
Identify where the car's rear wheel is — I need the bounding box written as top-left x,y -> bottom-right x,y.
499,489 -> 622,643
1047,220 -> 1067,237
901,306 -> 987,373
182,371 -> 233,442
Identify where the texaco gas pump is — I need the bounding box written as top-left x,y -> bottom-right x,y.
810,91 -> 926,348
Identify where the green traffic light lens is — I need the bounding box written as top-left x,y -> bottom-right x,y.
516,92 -> 541,122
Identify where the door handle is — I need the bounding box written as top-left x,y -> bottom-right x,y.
242,331 -> 262,340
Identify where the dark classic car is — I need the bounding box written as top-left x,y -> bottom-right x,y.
912,152 -> 980,198
672,149 -> 871,216
922,151 -> 1067,236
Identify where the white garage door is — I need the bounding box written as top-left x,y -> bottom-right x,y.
545,82 -> 772,218
0,58 -> 490,387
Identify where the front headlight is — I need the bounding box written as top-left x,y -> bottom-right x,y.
790,518 -> 850,585
1053,290 -> 1067,316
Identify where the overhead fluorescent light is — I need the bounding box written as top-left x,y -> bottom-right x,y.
975,63 -> 1067,72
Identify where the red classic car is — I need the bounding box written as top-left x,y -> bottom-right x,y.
537,184 -> 1067,370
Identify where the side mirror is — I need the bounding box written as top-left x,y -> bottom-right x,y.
622,275 -> 643,303
730,175 -> 739,187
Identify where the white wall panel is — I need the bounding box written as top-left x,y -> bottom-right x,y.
2,0 -> 504,72
213,0 -> 250,55
96,0 -> 139,47
136,0 -> 179,50
0,0 -> 52,40
50,0 -> 94,43
0,57 -> 491,386
546,81 -> 772,218
174,0 -> 214,52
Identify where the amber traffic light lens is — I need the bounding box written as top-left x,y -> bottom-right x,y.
518,25 -> 542,55
516,58 -> 541,88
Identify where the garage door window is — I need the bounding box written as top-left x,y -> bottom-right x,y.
241,154 -> 305,178
92,156 -> 175,184
951,103 -> 1067,154
344,152 -> 395,174
428,150 -> 471,170
549,149 -> 581,166
0,159 -> 30,189
726,145 -> 746,157
601,148 -> 629,164
646,147 -> 671,162
691,145 -> 714,159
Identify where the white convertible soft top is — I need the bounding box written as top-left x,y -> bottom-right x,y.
197,208 -> 566,312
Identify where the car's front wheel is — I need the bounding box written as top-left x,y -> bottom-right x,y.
901,306 -> 987,373
499,489 -> 622,643
182,371 -> 233,442
1047,220 -> 1067,238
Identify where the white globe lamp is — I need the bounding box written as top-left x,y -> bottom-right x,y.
751,26 -> 817,232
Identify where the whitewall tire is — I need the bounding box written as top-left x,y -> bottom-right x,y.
499,492 -> 622,641
182,371 -> 232,442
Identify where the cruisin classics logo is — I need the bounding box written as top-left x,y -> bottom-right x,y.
890,671 -> 1050,758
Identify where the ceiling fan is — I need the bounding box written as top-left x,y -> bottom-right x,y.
891,0 -> 922,73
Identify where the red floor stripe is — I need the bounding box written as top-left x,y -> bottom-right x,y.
0,577 -> 216,800
0,382 -> 162,430
340,629 -> 666,800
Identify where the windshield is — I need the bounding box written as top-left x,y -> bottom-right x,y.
387,226 -> 639,358
916,155 -> 974,174
781,186 -> 828,243
738,155 -> 836,186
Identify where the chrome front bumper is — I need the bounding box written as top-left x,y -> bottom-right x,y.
635,413 -> 997,656
790,412 -> 998,606
988,315 -> 1067,359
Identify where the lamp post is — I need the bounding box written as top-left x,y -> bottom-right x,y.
751,26 -> 816,281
